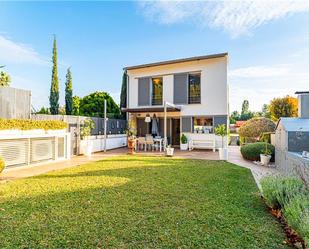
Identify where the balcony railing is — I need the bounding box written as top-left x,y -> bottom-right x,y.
152,96 -> 163,105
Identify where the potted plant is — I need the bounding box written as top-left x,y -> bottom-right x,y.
215,124 -> 228,160
80,119 -> 95,156
260,143 -> 272,166
180,134 -> 188,150
166,144 -> 174,157
126,128 -> 136,154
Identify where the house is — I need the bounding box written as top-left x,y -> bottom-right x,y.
122,53 -> 229,149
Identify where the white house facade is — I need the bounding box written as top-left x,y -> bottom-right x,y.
123,53 -> 229,148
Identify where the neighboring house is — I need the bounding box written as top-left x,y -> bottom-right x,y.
122,53 -> 229,148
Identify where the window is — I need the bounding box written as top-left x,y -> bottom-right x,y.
193,117 -> 213,133
152,77 -> 163,105
188,74 -> 201,104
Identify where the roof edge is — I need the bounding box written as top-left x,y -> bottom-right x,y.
123,52 -> 228,71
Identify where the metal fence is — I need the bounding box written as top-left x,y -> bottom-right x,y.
0,87 -> 31,119
32,114 -> 127,155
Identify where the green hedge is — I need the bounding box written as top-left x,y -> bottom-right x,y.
261,176 -> 308,246
0,119 -> 67,131
240,142 -> 275,161
0,157 -> 4,174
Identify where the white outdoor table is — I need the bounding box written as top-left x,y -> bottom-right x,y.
153,138 -> 163,152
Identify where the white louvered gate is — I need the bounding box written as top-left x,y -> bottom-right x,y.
0,133 -> 70,168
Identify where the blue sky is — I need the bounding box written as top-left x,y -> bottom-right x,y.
1,1 -> 309,112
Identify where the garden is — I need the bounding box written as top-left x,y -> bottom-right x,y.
0,156 -> 288,248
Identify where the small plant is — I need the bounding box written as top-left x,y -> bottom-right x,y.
80,118 -> 94,139
181,134 -> 188,144
261,142 -> 272,155
260,176 -> 306,209
214,124 -> 227,148
0,157 -> 5,174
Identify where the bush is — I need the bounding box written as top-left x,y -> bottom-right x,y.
0,119 -> 67,131
239,117 -> 275,139
284,193 -> 309,245
261,176 -> 306,209
240,142 -> 275,161
0,157 -> 4,174
181,134 -> 187,144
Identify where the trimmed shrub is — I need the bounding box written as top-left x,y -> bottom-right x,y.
0,157 -> 4,174
239,117 -> 276,139
284,193 -> 309,245
181,134 -> 187,144
0,119 -> 67,131
240,142 -> 275,161
260,176 -> 306,209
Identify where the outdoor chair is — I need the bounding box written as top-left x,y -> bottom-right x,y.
145,135 -> 155,151
137,137 -> 146,151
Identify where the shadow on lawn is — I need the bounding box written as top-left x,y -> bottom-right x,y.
0,157 -> 288,248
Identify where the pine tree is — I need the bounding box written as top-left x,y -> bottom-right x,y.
65,68 -> 73,115
49,36 -> 59,114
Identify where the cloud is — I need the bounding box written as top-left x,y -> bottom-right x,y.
0,35 -> 48,65
229,64 -> 291,78
137,0 -> 309,37
229,64 -> 309,111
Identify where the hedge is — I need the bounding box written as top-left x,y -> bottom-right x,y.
0,157 -> 4,174
0,119 -> 67,131
240,142 -> 275,161
261,176 -> 309,247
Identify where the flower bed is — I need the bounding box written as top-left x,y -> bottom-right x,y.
261,176 -> 308,248
0,119 -> 67,131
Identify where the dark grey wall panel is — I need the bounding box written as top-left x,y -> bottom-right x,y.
181,116 -> 192,132
138,78 -> 150,106
288,131 -> 309,152
299,94 -> 309,118
174,74 -> 188,104
213,116 -> 228,128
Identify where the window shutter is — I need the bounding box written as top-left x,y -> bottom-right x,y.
174,73 -> 188,104
181,116 -> 192,132
213,116 -> 228,128
138,78 -> 150,106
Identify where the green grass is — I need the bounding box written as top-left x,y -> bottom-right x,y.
0,156 -> 287,248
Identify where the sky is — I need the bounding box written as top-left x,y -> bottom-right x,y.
0,0 -> 309,112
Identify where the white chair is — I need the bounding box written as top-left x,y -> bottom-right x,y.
137,137 -> 146,151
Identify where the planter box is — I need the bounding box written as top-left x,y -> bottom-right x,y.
46,129 -> 66,135
180,143 -> 188,151
0,129 -> 22,135
22,129 -> 45,135
166,147 -> 174,157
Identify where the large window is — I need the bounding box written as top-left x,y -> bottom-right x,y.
188,74 -> 201,104
193,117 -> 213,133
152,77 -> 163,105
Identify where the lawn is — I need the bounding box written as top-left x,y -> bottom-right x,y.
0,156 -> 287,248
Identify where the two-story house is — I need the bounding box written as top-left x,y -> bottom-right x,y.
122,53 -> 229,149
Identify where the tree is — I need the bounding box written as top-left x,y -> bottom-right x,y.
37,107 -> 50,114
241,100 -> 249,115
79,91 -> 121,118
120,70 -> 127,118
239,117 -> 276,139
261,104 -> 271,119
269,95 -> 298,121
230,111 -> 240,124
49,36 -> 59,114
72,96 -> 80,115
65,68 -> 73,115
0,71 -> 11,86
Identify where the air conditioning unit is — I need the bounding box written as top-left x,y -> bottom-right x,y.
31,138 -> 54,163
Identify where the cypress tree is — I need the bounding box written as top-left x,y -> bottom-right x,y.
120,70 -> 127,118
65,68 -> 73,115
49,36 -> 59,114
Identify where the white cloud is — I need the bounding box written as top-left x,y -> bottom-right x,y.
229,64 -> 309,111
0,35 -> 47,65
137,0 -> 309,37
229,64 -> 291,78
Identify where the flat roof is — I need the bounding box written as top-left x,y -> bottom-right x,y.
295,91 -> 309,94
123,52 -> 228,71
121,107 -> 181,113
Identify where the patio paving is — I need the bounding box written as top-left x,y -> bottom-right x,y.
1,146 -> 279,190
